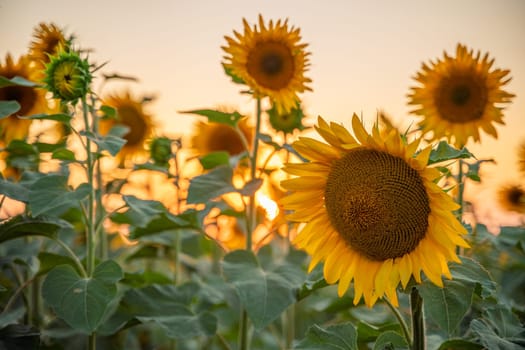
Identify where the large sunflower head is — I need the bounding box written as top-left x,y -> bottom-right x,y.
497,184 -> 525,214
99,91 -> 155,162
0,54 -> 48,143
191,117 -> 253,157
29,22 -> 69,69
222,14 -> 312,114
408,43 -> 514,148
281,114 -> 469,307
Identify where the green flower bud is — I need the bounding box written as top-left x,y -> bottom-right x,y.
267,103 -> 306,134
43,50 -> 91,102
150,137 -> 172,165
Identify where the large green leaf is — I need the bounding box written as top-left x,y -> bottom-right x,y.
470,317 -> 524,350
82,126 -> 128,156
0,215 -> 68,243
187,165 -> 236,204
437,339 -> 483,350
199,151 -> 230,169
99,284 -> 217,338
37,252 -> 81,276
42,260 -> 123,334
418,256 -> 497,338
295,323 -> 358,350
120,195 -> 167,227
221,250 -> 305,330
373,331 -> 409,350
427,141 -> 474,165
0,178 -> 29,202
28,175 -> 91,217
181,109 -> 242,127
0,101 -> 20,119
18,113 -> 72,123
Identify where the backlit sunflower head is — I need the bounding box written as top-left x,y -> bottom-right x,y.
191,117 -> 253,157
222,14 -> 312,114
0,54 -> 48,143
408,43 -> 514,148
281,114 -> 469,307
497,184 -> 525,214
29,22 -> 70,69
267,102 -> 306,134
99,91 -> 154,162
43,49 -> 91,102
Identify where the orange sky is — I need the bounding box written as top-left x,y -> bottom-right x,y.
1,0 -> 524,227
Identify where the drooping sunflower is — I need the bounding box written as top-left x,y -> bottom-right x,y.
191,117 -> 253,157
408,43 -> 514,148
0,54 -> 48,143
99,91 -> 154,162
29,22 -> 69,69
497,184 -> 525,214
281,114 -> 469,307
222,15 -> 312,114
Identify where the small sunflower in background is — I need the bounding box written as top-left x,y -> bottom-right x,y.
99,91 -> 154,163
408,43 -> 514,148
0,54 -> 49,143
222,14 -> 312,114
498,184 -> 525,214
191,117 -> 253,157
281,114 -> 469,307
29,22 -> 70,70
267,102 -> 307,135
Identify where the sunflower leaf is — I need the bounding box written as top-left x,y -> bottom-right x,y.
199,151 -> 230,169
180,109 -> 242,127
0,215 -> 69,244
187,165 -> 236,204
17,113 -> 73,123
0,100 -> 21,119
222,250 -> 305,330
223,65 -> 246,85
428,141 -> 474,164
0,75 -> 40,88
0,178 -> 29,202
42,261 -> 123,334
295,322 -> 358,349
373,330 -> 409,350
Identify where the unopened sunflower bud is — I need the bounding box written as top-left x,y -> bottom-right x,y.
43,50 -> 91,102
150,137 -> 172,165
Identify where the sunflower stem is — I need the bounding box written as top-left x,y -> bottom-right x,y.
456,159 -> 465,219
385,298 -> 412,348
410,288 -> 425,350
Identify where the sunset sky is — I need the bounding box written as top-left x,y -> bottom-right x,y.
1,0 -> 524,228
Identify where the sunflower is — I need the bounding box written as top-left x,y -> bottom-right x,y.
99,91 -> 154,162
281,114 -> 469,307
43,49 -> 91,102
497,184 -> 525,214
408,43 -> 514,148
191,117 -> 253,157
0,54 -> 48,143
29,22 -> 69,69
222,15 -> 312,114
267,102 -> 306,134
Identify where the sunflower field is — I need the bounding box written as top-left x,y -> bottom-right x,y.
1,15 -> 525,350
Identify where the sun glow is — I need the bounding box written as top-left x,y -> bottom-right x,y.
256,192 -> 279,221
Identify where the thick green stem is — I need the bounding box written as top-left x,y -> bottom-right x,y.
88,333 -> 96,350
239,310 -> 249,350
410,288 -> 425,350
456,159 -> 465,219
283,305 -> 295,349
81,97 -> 96,277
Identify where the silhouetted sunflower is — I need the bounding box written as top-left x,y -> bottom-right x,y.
191,118 -> 253,157
29,22 -> 69,69
281,115 -> 469,307
498,184 -> 525,214
408,43 -> 514,148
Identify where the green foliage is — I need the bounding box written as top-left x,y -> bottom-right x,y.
0,101 -> 21,119
42,261 -> 123,333
181,108 -> 243,127
0,215 -> 69,243
428,141 -> 474,164
295,323 -> 358,349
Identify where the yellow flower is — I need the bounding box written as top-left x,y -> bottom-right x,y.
497,184 -> 525,214
0,54 -> 48,143
99,91 -> 154,162
29,22 -> 68,69
408,43 -> 514,148
43,50 -> 91,102
281,114 -> 469,307
191,117 -> 253,157
222,15 -> 312,114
